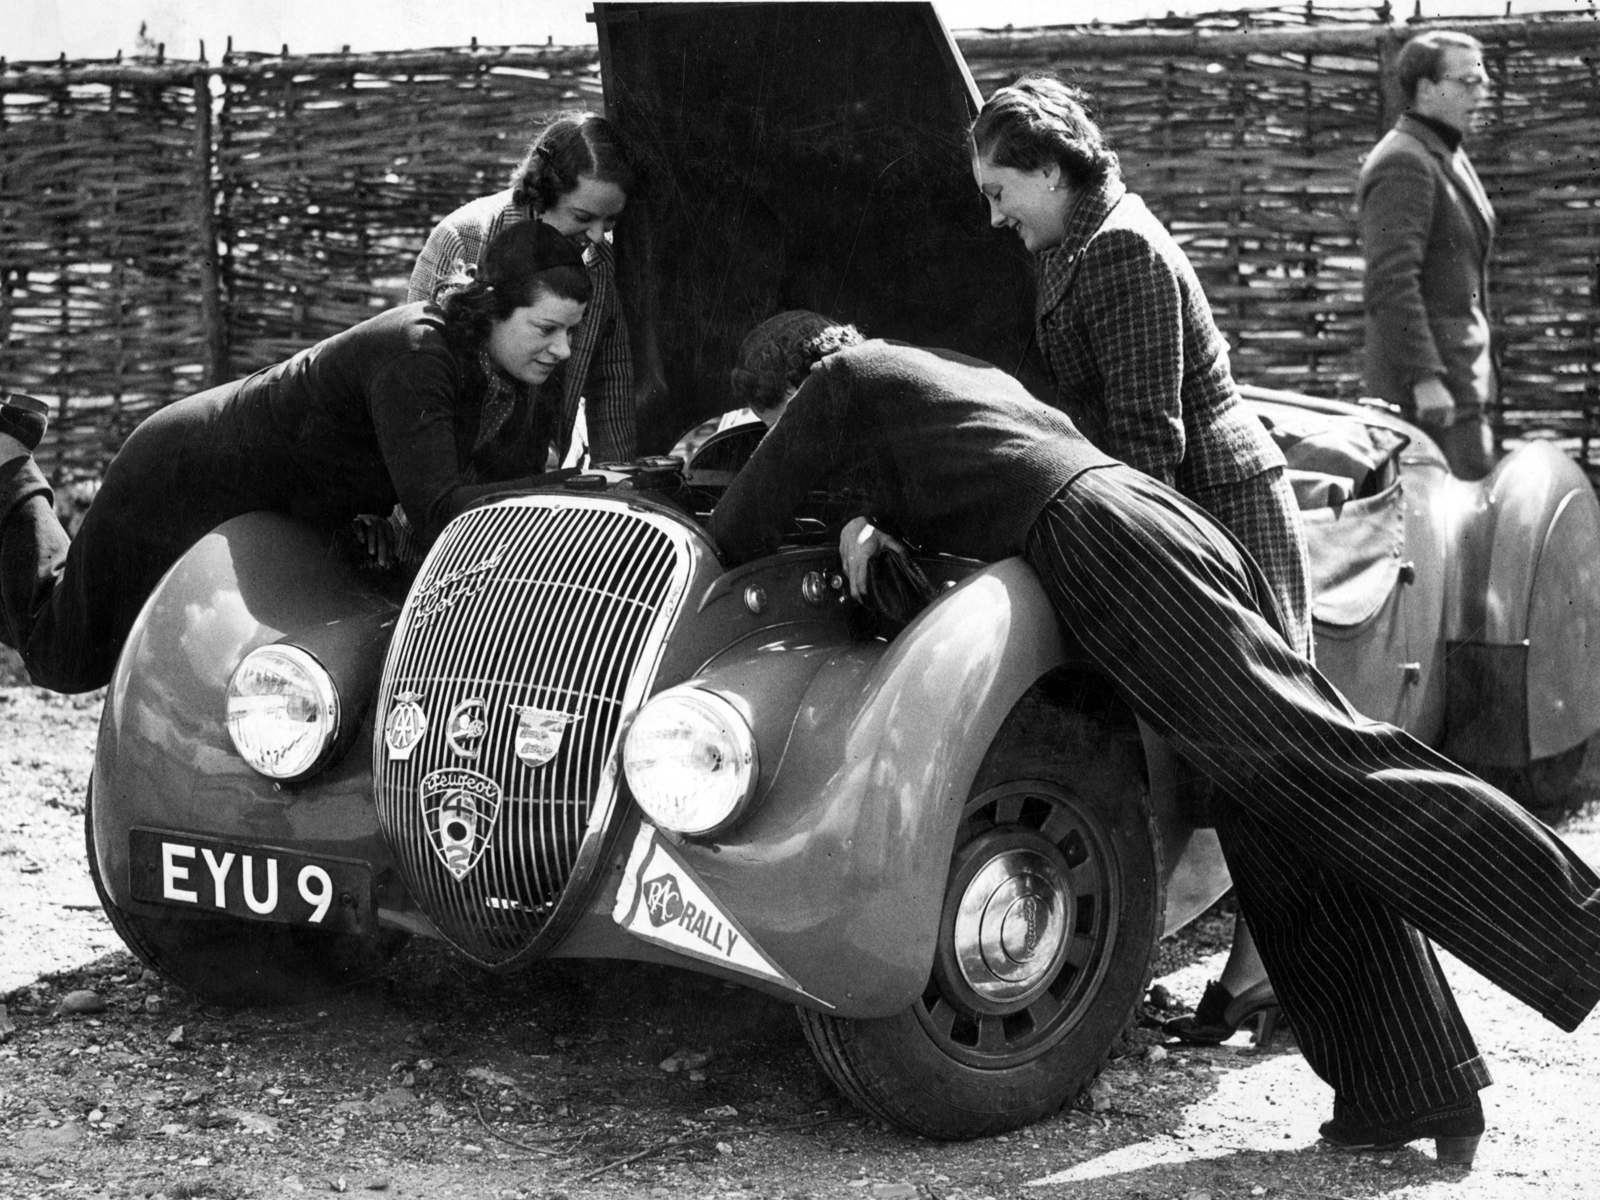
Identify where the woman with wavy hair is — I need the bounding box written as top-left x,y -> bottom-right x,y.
971,76 -> 1311,1049
0,220 -> 589,694
409,112 -> 640,465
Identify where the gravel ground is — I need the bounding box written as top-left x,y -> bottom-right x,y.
4,682 -> 1600,1200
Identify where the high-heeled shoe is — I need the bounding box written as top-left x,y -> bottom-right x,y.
1319,1094 -> 1483,1167
0,392 -> 50,454
1163,978 -> 1284,1047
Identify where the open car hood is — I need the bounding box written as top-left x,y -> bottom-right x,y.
594,1 -> 1044,453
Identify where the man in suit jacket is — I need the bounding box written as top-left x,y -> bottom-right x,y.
1358,31 -> 1497,479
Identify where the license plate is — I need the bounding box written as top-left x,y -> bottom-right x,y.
128,829 -> 372,934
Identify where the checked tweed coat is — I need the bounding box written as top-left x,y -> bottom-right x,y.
1033,175 -> 1310,656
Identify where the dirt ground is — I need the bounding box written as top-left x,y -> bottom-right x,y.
5,682 -> 1600,1200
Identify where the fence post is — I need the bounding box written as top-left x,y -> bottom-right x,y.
1375,27 -> 1404,134
192,67 -> 227,388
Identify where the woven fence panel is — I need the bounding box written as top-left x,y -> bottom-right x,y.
216,49 -> 601,374
0,74 -> 209,471
1477,37 -> 1600,448
2,9 -> 1599,475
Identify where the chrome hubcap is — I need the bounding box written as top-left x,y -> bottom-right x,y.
947,834 -> 1073,1012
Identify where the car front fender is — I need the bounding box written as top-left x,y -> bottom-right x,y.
653,557 -> 1072,1016
579,556 -> 1219,1017
91,512 -> 403,919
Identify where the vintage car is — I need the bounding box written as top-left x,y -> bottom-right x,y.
86,2 -> 1600,1140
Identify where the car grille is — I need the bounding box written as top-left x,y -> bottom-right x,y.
373,495 -> 695,967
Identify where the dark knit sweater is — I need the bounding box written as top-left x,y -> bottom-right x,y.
711,341 -> 1117,564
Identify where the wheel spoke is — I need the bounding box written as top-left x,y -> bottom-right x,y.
922,996 -> 959,1040
1065,858 -> 1104,896
975,1014 -> 1010,1054
1023,988 -> 1063,1030
1062,931 -> 1096,970
991,792 -> 1027,826
1038,806 -> 1081,846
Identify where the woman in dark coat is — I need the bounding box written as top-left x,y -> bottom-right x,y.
0,220 -> 589,695
971,76 -> 1308,1045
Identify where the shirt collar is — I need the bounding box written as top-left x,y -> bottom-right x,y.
1408,111 -> 1464,153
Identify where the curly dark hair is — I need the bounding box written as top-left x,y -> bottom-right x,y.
970,74 -> 1119,190
436,264 -> 592,361
510,112 -> 640,214
730,311 -> 865,415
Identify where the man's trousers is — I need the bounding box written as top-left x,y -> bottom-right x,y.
1024,464 -> 1600,1121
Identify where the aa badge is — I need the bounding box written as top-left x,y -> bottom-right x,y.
383,692 -> 427,761
419,767 -> 503,880
511,705 -> 578,769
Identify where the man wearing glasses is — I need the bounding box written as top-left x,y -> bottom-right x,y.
1357,32 -> 1497,479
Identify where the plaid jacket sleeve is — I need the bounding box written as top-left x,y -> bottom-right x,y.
1073,229 -> 1187,487
579,242 -> 637,463
407,222 -> 470,304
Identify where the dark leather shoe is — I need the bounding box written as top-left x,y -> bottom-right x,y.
1164,978 -> 1284,1048
1319,1094 -> 1484,1167
0,392 -> 50,454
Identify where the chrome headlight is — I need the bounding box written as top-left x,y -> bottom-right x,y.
622,686 -> 757,836
226,645 -> 340,780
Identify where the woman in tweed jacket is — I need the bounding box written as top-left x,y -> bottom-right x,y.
972,75 -> 1309,1047
409,112 -> 638,465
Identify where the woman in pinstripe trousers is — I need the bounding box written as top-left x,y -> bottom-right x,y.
712,315 -> 1600,1167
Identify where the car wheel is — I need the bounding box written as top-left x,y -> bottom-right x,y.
797,681 -> 1163,1139
84,785 -> 406,1006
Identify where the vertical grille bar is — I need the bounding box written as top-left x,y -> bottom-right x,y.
372,496 -> 696,966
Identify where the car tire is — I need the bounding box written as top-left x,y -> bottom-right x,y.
84,785 -> 406,1006
796,677 -> 1164,1139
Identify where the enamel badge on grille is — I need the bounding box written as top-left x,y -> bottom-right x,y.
420,767 -> 503,880
384,692 -> 427,761
445,697 -> 488,759
511,706 -> 578,768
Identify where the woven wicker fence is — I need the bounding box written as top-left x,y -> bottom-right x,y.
2,7 -> 1598,473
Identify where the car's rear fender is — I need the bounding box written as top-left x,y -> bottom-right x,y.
1441,441 -> 1600,767
91,512 -> 405,923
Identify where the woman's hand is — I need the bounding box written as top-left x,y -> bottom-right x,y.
352,514 -> 397,568
839,515 -> 908,601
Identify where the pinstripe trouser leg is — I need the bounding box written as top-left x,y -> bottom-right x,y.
1024,465 -> 1600,1119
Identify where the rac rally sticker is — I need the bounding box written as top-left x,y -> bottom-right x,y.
611,824 -> 831,1006
510,705 -> 579,768
384,692 -> 427,761
419,767 -> 503,880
